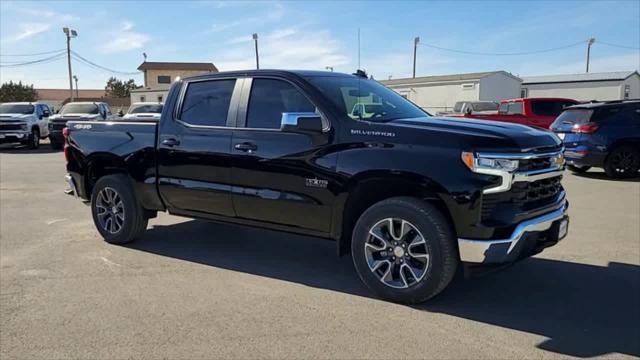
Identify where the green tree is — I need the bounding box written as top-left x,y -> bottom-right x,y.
0,81 -> 37,102
104,77 -> 141,98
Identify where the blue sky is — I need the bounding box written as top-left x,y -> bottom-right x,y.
1,0 -> 639,89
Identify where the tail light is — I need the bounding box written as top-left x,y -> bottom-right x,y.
572,122 -> 599,133
62,127 -> 70,162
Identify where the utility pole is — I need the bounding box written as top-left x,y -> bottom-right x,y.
63,27 -> 77,102
413,36 -> 420,78
252,33 -> 259,69
585,37 -> 595,73
73,75 -> 79,98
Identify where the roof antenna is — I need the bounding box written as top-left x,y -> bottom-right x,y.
357,27 -> 361,70
143,52 -> 147,62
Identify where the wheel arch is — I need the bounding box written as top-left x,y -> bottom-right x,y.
335,170 -> 455,256
83,152 -> 130,198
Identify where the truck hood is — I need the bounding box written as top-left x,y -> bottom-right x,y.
122,113 -> 161,120
0,114 -> 32,120
50,113 -> 100,121
389,116 -> 561,151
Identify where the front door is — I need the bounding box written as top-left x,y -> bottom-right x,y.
229,77 -> 337,234
157,78 -> 241,217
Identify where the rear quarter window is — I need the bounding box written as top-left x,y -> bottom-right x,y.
531,101 -> 576,117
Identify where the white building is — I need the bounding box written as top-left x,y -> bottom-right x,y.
521,71 -> 640,101
380,71 -> 522,113
130,61 -> 218,104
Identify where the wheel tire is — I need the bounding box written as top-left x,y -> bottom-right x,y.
50,140 -> 64,150
90,174 -> 148,244
351,197 -> 458,304
567,164 -> 591,173
28,128 -> 40,149
604,145 -> 640,179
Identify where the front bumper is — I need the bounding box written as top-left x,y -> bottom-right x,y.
0,131 -> 29,143
458,202 -> 569,264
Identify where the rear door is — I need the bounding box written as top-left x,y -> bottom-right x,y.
157,77 -> 242,217
229,77 -> 336,234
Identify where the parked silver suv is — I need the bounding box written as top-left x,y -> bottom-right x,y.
0,102 -> 51,149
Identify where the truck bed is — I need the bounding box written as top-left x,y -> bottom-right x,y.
65,120 -> 162,210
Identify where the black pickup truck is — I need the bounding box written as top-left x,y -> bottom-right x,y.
64,70 -> 569,303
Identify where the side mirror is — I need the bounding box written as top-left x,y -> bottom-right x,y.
43,110 -> 51,117
465,107 -> 473,115
118,110 -> 124,117
281,112 -> 325,134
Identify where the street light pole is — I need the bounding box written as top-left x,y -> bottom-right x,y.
252,33 -> 259,69
63,27 -> 77,102
413,36 -> 420,78
73,75 -> 79,98
585,37 -> 595,73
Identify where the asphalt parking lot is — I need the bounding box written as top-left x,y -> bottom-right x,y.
1,142 -> 639,359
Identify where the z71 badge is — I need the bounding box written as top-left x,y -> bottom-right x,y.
305,178 -> 328,188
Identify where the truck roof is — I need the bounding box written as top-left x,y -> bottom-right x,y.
183,69 -> 357,82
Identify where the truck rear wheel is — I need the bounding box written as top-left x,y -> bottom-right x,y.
90,174 -> 148,244
351,197 -> 458,304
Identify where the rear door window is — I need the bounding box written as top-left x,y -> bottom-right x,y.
531,100 -> 576,117
246,78 -> 315,129
507,102 -> 523,115
180,79 -> 236,126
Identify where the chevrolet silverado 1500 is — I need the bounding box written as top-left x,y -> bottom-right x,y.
64,70 -> 569,303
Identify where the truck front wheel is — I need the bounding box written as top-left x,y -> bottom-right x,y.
90,174 -> 148,244
351,197 -> 458,304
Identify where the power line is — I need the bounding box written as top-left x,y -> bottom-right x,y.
0,49 -> 67,57
0,52 -> 66,68
71,51 -> 141,75
418,40 -> 587,56
597,41 -> 640,50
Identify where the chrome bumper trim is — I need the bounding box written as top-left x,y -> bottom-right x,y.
458,204 -> 568,264
65,174 -> 78,197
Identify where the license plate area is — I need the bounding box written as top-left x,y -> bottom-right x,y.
549,216 -> 569,241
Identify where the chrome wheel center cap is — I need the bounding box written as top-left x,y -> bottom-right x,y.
393,246 -> 405,258
111,206 -> 118,213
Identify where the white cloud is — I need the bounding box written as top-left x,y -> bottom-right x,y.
208,3 -> 284,33
100,22 -> 150,54
215,27 -> 350,71
2,23 -> 51,43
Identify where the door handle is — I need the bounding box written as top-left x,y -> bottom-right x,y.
162,138 -> 180,147
234,142 -> 257,152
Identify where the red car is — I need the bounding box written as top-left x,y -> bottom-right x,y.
453,97 -> 579,129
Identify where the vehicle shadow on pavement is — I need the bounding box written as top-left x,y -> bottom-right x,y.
0,144 -> 61,154
131,219 -> 639,358
571,171 -> 640,183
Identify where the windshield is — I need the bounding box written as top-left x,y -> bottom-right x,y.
128,104 -> 163,114
472,102 -> 499,112
61,103 -> 99,115
0,104 -> 34,114
305,76 -> 427,122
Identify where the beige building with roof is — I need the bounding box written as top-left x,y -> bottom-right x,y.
380,71 -> 522,114
521,71 -> 640,101
130,61 -> 218,103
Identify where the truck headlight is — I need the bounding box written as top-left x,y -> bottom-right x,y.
461,152 -> 519,173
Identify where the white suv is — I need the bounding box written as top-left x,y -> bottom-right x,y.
0,102 -> 51,149
122,102 -> 163,121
